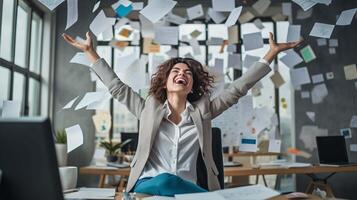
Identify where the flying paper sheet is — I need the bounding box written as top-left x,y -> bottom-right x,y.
225,6 -> 243,27
272,13 -> 287,22
279,49 -> 303,68
70,52 -> 92,67
1,100 -> 21,117
139,14 -> 154,38
65,124 -> 83,153
89,10 -> 116,37
242,32 -> 263,51
65,0 -> 78,30
132,2 -> 144,11
311,74 -> 324,84
287,25 -> 301,42
186,4 -> 204,20
139,0 -> 177,23
344,64 -> 357,80
270,71 -> 285,88
38,0 -> 65,11
252,0 -> 271,15
311,83 -> 328,104
166,12 -> 187,25
351,144 -> 357,152
92,1 -> 100,12
292,0 -> 316,11
336,8 -> 357,26
212,0 -> 234,12
268,139 -> 281,153
253,19 -> 265,30
75,92 -> 105,110
309,22 -> 335,39
243,54 -> 260,69
228,26 -> 238,44
301,91 -> 310,98
154,26 -> 179,45
207,8 -> 226,24
296,8 -> 313,19
63,96 -> 79,109
282,2 -> 292,16
227,53 -> 241,69
300,45 -> 316,63
350,115 -> 357,128
316,38 -> 327,46
290,67 -> 311,88
329,39 -> 338,47
86,92 -> 112,110
306,111 -> 315,122
299,125 -> 328,151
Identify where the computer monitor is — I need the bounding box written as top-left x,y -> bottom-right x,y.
120,132 -> 138,153
0,117 -> 64,200
316,136 -> 349,164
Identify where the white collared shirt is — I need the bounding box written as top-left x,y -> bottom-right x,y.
139,101 -> 200,184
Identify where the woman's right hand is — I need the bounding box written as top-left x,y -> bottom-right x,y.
62,31 -> 99,63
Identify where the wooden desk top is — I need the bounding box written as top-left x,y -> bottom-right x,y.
223,152 -> 283,157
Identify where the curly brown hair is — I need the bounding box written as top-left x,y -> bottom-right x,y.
149,57 -> 214,103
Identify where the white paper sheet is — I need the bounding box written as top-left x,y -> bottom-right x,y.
154,26 -> 179,45
336,8 -> 357,26
75,92 -> 106,110
63,96 -> 79,109
212,0 -> 235,12
351,144 -> 357,152
299,125 -> 328,151
268,139 -> 281,153
282,2 -> 292,16
243,54 -> 260,69
225,6 -> 242,27
216,184 -> 280,200
279,49 -> 303,68
329,47 -> 336,55
344,64 -> 357,80
38,0 -> 65,11
311,74 -> 324,84
292,0 -> 317,11
166,12 -> 187,25
139,14 -> 154,38
139,0 -> 177,23
64,188 -> 115,199
176,191 -> 225,200
208,8 -> 226,24
252,0 -> 271,15
253,18 -> 265,29
329,39 -> 338,47
311,83 -> 328,104
242,32 -> 263,51
309,22 -> 335,39
301,91 -> 310,98
290,67 -> 311,88
1,100 -> 21,117
306,111 -> 315,122
86,92 -> 112,110
228,53 -> 241,69
316,38 -> 327,46
132,2 -> 144,10
92,1 -> 100,12
89,10 -> 116,37
186,4 -> 204,20
287,24 -> 301,42
350,115 -> 357,128
65,0 -> 78,30
70,52 -> 92,67
239,11 -> 255,24
296,7 -> 313,19
65,124 -> 83,153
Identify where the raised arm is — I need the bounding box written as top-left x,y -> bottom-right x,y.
63,32 -> 145,118
210,32 -> 302,119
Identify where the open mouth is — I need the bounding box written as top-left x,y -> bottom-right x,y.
174,77 -> 188,86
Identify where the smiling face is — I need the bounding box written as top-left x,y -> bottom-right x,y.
165,62 -> 193,96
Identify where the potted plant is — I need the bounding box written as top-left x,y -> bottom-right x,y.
55,129 -> 68,167
100,139 -> 132,162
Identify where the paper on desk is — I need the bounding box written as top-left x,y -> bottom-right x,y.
166,12 -> 187,25
239,11 -> 255,24
243,54 -> 260,69
154,26 -> 178,45
212,0 -> 235,12
227,53 -> 241,69
242,32 -> 263,51
1,100 -> 21,117
225,6 -> 242,27
70,52 -> 92,67
287,25 -> 301,42
279,49 -> 303,68
140,0 -> 176,23
208,8 -> 226,24
64,188 -> 115,199
344,64 -> 357,80
65,0 -> 78,30
306,111 -> 315,122
300,45 -> 316,63
38,0 -> 65,11
186,4 -> 204,20
252,0 -> 271,15
311,74 -> 324,84
292,0 -> 317,11
309,22 -> 335,39
89,10 -> 116,37
299,125 -> 328,151
75,91 -> 106,110
311,83 -> 328,104
176,191 -> 225,200
65,124 -> 83,153
63,96 -> 79,109
268,139 -> 281,153
270,71 -> 285,88
336,8 -> 357,26
290,67 -> 311,88
216,184 -> 280,200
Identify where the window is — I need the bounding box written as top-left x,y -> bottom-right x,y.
0,0 -> 44,116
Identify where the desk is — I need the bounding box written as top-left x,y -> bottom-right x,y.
80,165 -> 357,197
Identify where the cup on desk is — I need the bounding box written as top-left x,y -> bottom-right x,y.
59,166 -> 78,191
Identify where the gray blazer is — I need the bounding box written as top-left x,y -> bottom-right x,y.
91,58 -> 271,192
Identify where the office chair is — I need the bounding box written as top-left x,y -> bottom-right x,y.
196,127 -> 224,190
120,132 -> 138,153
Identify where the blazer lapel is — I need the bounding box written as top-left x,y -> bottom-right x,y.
148,105 -> 166,149
190,108 -> 204,151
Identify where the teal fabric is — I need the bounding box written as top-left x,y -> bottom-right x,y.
133,173 -> 207,197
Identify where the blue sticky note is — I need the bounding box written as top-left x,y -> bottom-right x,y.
115,4 -> 133,18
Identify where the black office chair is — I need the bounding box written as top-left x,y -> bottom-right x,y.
196,127 -> 224,190
120,132 -> 138,153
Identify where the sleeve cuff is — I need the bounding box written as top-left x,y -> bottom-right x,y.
258,58 -> 270,66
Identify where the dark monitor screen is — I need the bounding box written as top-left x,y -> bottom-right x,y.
120,132 -> 138,153
316,136 -> 349,164
0,118 -> 63,200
